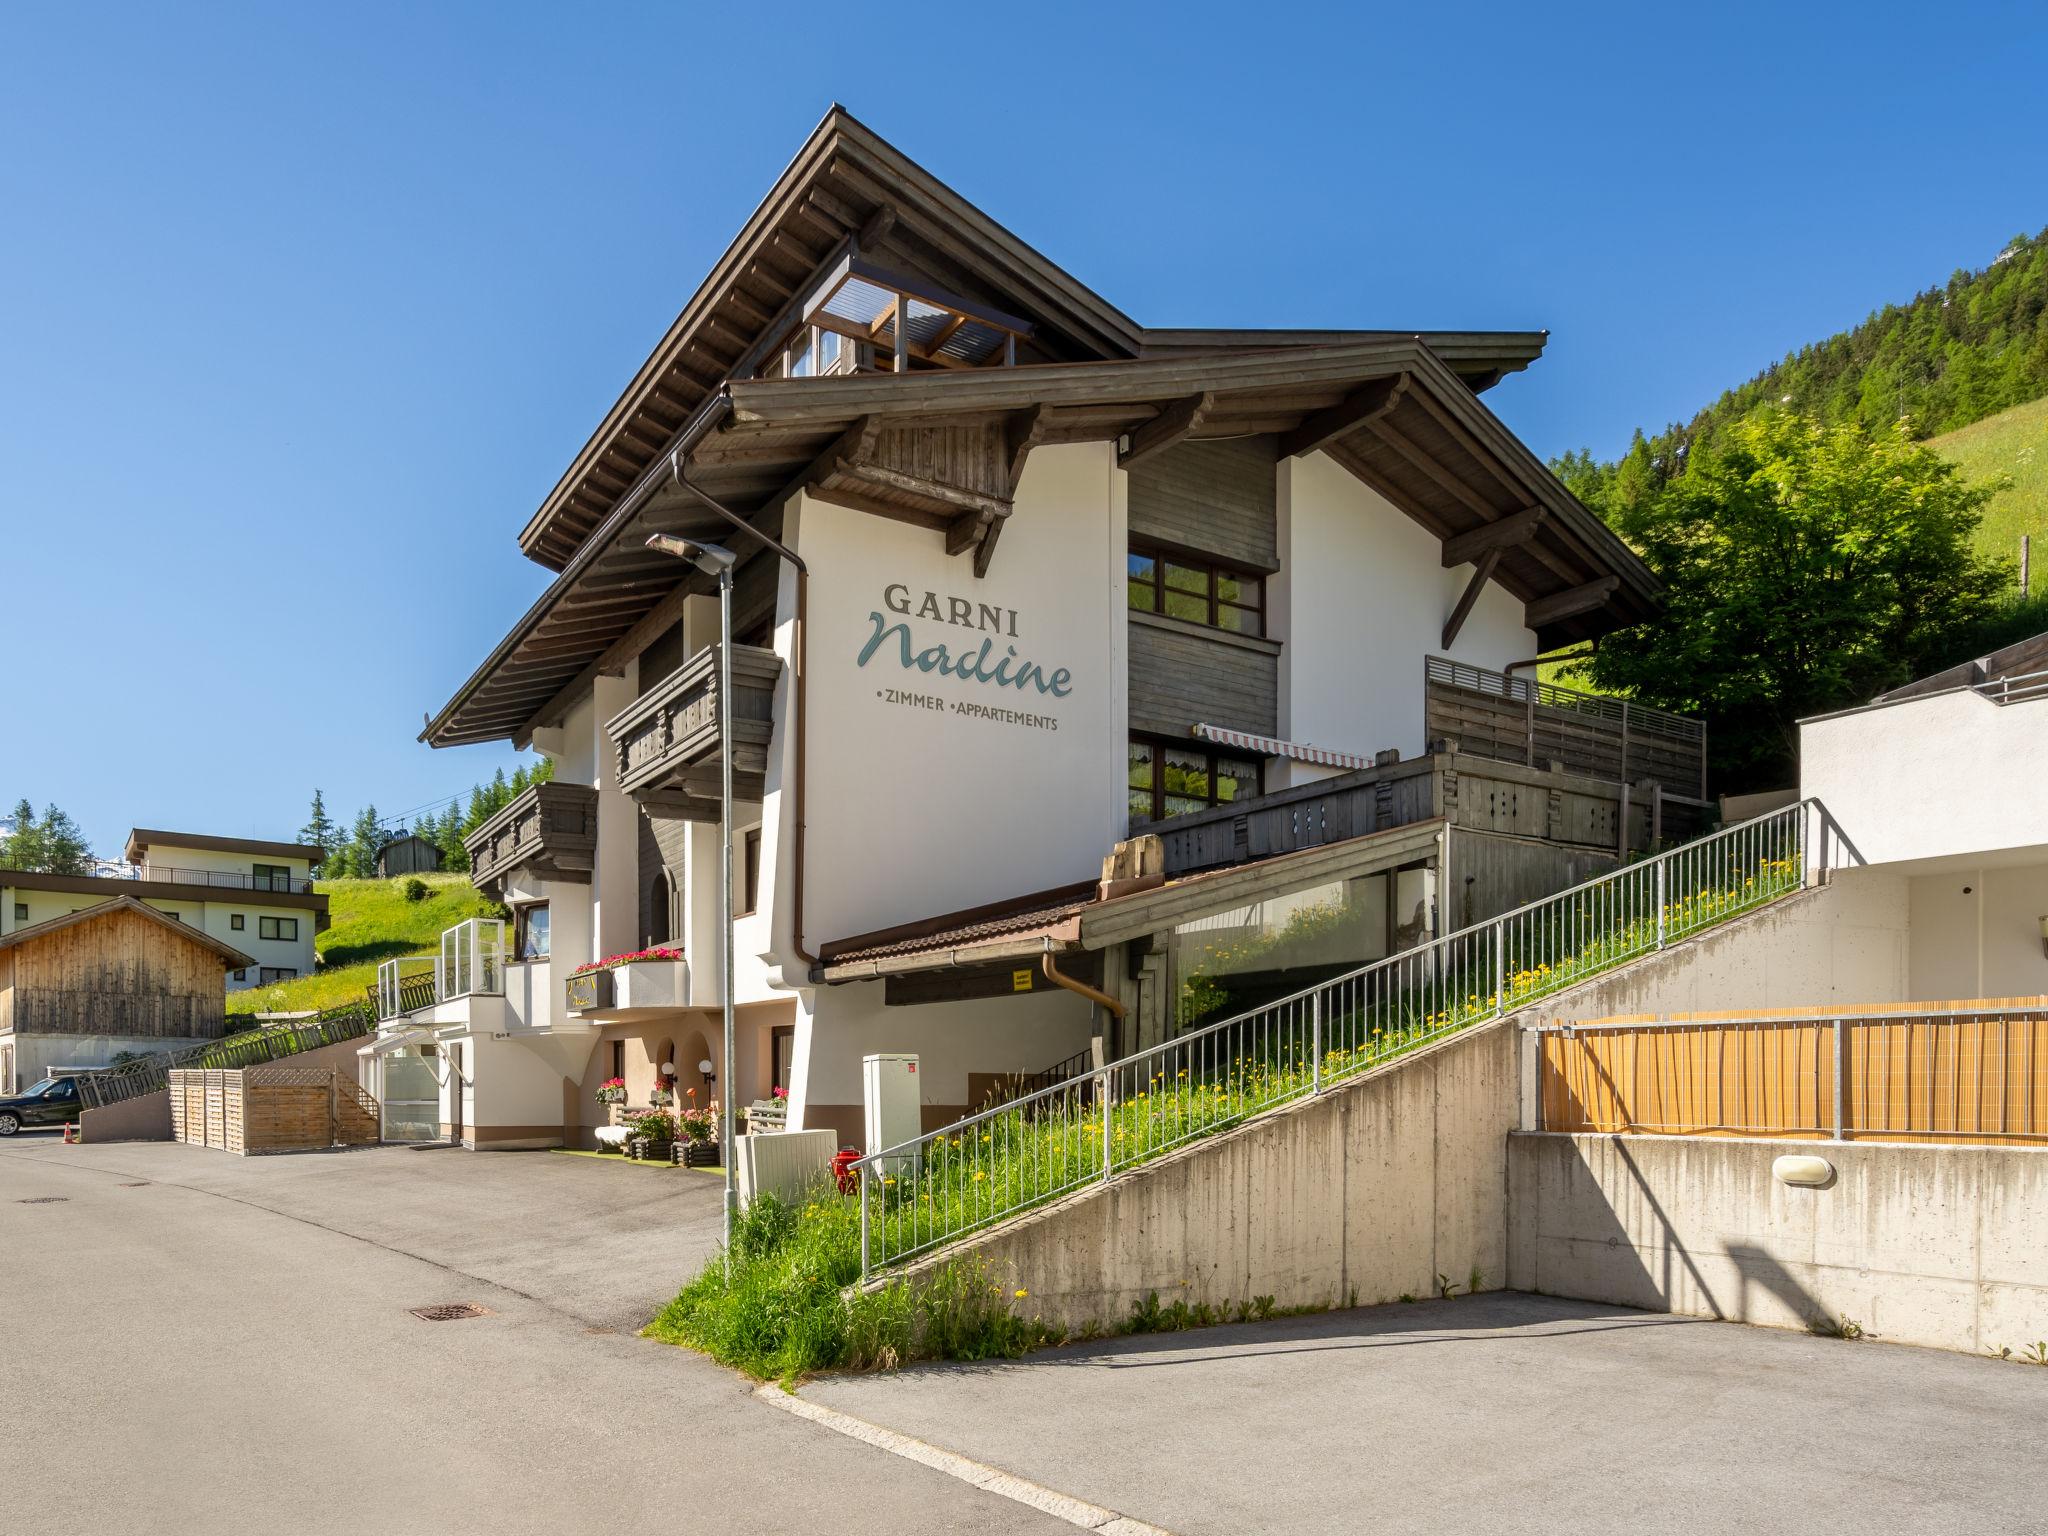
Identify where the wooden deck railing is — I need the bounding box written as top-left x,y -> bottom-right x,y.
1536,999 -> 2048,1146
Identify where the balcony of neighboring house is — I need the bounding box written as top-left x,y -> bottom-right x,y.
463,781 -> 598,897
604,642 -> 784,818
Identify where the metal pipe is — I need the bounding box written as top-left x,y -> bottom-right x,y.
1503,638 -> 1596,682
669,458 -> 817,969
1040,939 -> 1126,1019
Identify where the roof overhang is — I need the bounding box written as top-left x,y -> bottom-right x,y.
425,340 -> 1658,749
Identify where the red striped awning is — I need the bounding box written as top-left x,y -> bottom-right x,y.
1193,723 -> 1376,771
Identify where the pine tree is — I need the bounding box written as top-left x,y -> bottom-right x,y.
35,805 -> 93,875
3,797 -> 44,870
347,805 -> 382,879
299,789 -> 338,862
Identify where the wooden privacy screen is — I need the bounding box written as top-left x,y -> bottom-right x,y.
1539,999 -> 2048,1147
169,1067 -> 380,1155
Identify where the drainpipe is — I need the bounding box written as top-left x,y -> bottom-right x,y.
667,451 -> 816,968
1040,937 -> 1126,1019
1503,637 -> 1597,684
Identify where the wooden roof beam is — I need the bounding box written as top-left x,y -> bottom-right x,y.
1525,576 -> 1620,631
1280,374 -> 1409,458
1442,547 -> 1505,651
1440,506 -> 1547,568
1118,392 -> 1214,469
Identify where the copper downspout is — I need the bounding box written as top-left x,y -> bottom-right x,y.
669,454 -> 816,967
1040,937 -> 1126,1019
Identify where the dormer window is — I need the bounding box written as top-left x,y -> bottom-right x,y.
759,254 -> 1032,379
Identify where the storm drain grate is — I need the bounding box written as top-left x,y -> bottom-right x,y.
410,1302 -> 491,1322
18,1197 -> 69,1205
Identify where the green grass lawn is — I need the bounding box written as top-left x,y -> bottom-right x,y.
226,872 -> 502,1017
1929,395 -> 2048,573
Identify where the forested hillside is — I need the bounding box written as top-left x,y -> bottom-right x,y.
1557,228 -> 2048,511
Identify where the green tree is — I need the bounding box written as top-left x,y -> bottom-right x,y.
299,789 -> 338,862
2,798 -> 42,869
347,805 -> 383,878
34,804 -> 93,875
1581,411 -> 2007,790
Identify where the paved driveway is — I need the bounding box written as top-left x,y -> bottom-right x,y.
5,1140 -> 2042,1535
800,1292 -> 2048,1536
0,1140 -> 1066,1535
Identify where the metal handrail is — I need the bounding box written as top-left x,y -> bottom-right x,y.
0,863 -> 317,894
853,798 -> 1858,1279
73,996 -> 377,1111
1974,666 -> 2048,705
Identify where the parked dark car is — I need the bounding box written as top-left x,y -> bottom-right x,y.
0,1076 -> 82,1134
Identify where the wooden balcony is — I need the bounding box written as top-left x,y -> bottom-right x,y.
463,781 -> 597,896
604,643 -> 782,819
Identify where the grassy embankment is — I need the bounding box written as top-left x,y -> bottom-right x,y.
225,872 -> 501,1018
1928,394 -> 2048,570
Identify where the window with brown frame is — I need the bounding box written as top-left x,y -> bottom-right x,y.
1126,543 -> 1264,636
1127,736 -> 1261,827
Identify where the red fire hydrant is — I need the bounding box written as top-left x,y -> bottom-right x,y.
831,1145 -> 862,1195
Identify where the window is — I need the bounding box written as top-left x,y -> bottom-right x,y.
259,916 -> 299,942
741,828 -> 762,917
1126,544 -> 1265,636
611,1040 -> 626,1081
232,968 -> 248,982
11,903 -> 24,922
515,903 -> 550,961
1128,737 -> 1261,827
259,967 -> 297,983
230,913 -> 245,931
252,862 -> 291,891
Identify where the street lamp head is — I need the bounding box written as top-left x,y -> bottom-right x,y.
645,532 -> 737,575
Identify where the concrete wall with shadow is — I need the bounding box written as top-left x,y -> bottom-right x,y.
1508,1131 -> 2048,1354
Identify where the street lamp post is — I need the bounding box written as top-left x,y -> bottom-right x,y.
645,533 -> 739,1263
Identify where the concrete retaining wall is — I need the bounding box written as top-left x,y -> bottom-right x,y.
1508,1132 -> 2048,1355
79,1089 -> 173,1142
898,1020 -> 1518,1333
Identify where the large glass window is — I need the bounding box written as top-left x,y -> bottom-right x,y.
1128,737 -> 1261,827
1126,543 -> 1264,636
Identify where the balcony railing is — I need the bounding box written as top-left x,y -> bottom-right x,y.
376,917 -> 507,1021
463,780 -> 597,895
605,642 -> 783,814
0,863 -> 320,895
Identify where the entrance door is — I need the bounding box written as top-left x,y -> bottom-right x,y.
771,1025 -> 795,1098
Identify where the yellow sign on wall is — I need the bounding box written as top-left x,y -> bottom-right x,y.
1012,968 -> 1033,993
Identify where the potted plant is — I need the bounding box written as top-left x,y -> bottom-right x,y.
595,1076 -> 626,1105
649,1074 -> 676,1108
675,1103 -> 718,1167
626,1109 -> 677,1162
570,947 -> 688,1010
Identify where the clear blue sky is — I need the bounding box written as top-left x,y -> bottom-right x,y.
5,1 -> 2044,858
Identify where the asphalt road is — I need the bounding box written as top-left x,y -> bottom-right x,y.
801,1291 -> 2048,1536
0,1139 -> 1067,1535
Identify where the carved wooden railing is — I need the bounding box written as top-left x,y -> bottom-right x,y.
463,780 -> 597,894
604,642 -> 782,813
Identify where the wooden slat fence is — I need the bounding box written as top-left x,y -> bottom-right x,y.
1538,998 -> 2048,1147
1425,655 -> 1706,797
168,1067 -> 383,1155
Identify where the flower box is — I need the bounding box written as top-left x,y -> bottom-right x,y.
629,1136 -> 675,1162
674,1140 -> 719,1168
613,958 -> 688,1010
565,969 -> 613,1013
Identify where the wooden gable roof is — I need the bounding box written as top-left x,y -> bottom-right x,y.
515,106 -> 1551,573
0,895 -> 257,971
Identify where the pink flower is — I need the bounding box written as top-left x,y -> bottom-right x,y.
772,1085 -> 788,1099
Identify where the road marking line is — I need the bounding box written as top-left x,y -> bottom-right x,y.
753,1382 -> 1175,1535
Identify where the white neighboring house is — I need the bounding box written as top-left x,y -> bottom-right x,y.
0,829 -> 329,993
365,109 -> 1696,1152
1799,633 -> 2048,999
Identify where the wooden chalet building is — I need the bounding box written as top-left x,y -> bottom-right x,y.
370,107 -> 1700,1149
0,896 -> 254,1095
